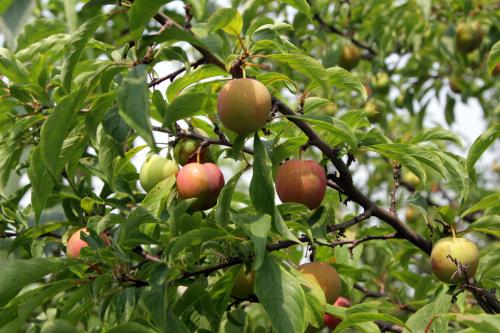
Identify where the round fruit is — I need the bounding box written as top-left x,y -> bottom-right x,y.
430,237 -> 479,284
338,43 -> 361,70
372,72 -> 390,95
217,78 -> 272,135
456,21 -> 483,53
364,100 -> 381,123
298,262 -> 342,304
231,266 -> 255,299
174,135 -> 213,166
492,63 -> 500,76
275,159 -> 327,209
176,162 -> 225,210
66,228 -> 110,258
139,155 -> 179,192
405,206 -> 419,223
402,171 -> 420,189
324,297 -> 351,330
395,94 -> 405,109
449,76 -> 463,94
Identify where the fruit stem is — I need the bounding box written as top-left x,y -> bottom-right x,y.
451,225 -> 457,239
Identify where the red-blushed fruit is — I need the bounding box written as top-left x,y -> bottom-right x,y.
275,160 -> 327,209
492,63 -> 500,76
176,162 -> 225,210
430,237 -> 479,284
139,155 -> 179,192
324,297 -> 352,329
298,262 -> 342,304
217,78 -> 272,135
338,43 -> 361,70
456,21 -> 483,53
66,228 -> 110,258
231,266 -> 255,299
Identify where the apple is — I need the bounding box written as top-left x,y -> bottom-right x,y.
231,266 -> 255,299
217,78 -> 272,135
66,228 -> 110,258
324,297 -> 352,329
430,237 -> 479,284
298,262 -> 342,304
275,159 -> 327,209
176,162 -> 225,210
173,134 -> 213,166
139,155 -> 179,192
338,43 -> 361,70
456,21 -> 484,53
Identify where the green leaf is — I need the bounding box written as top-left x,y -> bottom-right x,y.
108,322 -> 155,333
327,66 -> 367,100
0,0 -> 13,14
466,123 -> 500,180
303,97 -> 335,114
0,258 -> 74,308
207,8 -> 243,36
215,168 -> 247,228
255,255 -> 306,333
41,319 -> 78,333
438,313 -> 500,332
163,92 -> 214,126
268,53 -> 329,94
117,64 -> 155,148
236,214 -> 272,270
28,146 -> 55,222
128,0 -> 170,40
486,40 -> 500,75
166,64 -> 228,102
0,48 -> 29,82
40,87 -> 89,177
294,115 -> 358,151
465,215 -> 500,237
410,128 -> 462,147
168,227 -> 229,260
279,0 -> 312,19
333,312 -> 409,333
61,15 -> 106,92
403,291 -> 452,333
0,0 -> 35,49
141,176 -> 177,217
461,193 -> 500,217
250,134 -> 275,215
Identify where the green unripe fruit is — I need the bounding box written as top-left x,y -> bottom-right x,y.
372,72 -> 390,95
231,267 -> 255,299
395,94 -> 405,109
217,78 -> 272,135
139,155 -> 179,192
338,43 -> 361,70
456,21 -> 484,53
402,171 -> 420,189
364,100 -> 381,123
173,135 -> 213,166
449,76 -> 463,94
431,237 -> 479,284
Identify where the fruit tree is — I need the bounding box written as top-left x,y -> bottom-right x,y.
0,1 -> 499,332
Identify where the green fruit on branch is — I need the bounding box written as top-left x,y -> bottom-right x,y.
298,262 -> 342,304
430,237 -> 479,284
176,162 -> 225,210
173,131 -> 213,166
66,228 -> 110,258
217,78 -> 272,135
363,100 -> 381,123
405,206 -> 420,223
456,21 -> 484,53
324,297 -> 351,329
338,43 -> 361,70
139,155 -> 179,192
372,72 -> 390,95
449,75 -> 464,94
395,94 -> 405,109
231,266 -> 255,299
402,171 -> 420,189
275,159 -> 327,209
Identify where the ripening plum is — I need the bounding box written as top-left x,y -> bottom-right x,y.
298,262 -> 342,304
430,237 -> 479,284
139,155 -> 179,192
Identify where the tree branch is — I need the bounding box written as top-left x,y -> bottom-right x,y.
148,58 -> 205,87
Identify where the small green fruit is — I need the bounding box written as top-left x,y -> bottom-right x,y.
173,133 -> 213,166
231,267 -> 255,299
431,237 -> 479,284
139,155 -> 179,192
338,43 -> 361,70
456,21 -> 484,53
372,72 -> 390,95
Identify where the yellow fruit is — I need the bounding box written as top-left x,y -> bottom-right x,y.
298,262 -> 341,304
431,237 -> 479,284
